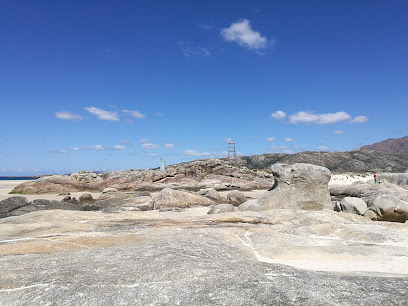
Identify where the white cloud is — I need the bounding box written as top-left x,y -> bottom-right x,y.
71,147 -> 80,151
55,111 -> 82,120
142,143 -> 159,149
350,116 -> 368,124
224,137 -> 233,143
139,139 -> 150,144
334,130 -> 344,135
266,137 -> 275,142
179,41 -> 211,57
316,146 -> 331,151
49,150 -> 68,154
221,19 -> 269,50
90,145 -> 105,150
113,145 -> 126,150
289,111 -> 352,124
284,138 -> 293,143
164,143 -> 175,149
183,150 -> 210,157
270,111 -> 286,120
122,109 -> 146,119
85,107 -> 119,121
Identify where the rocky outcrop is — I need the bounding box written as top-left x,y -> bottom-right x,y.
258,163 -> 332,210
11,159 -> 273,194
366,194 -> 408,222
227,190 -> 247,206
377,173 -> 408,188
95,196 -> 155,212
197,188 -> 222,203
153,188 -> 215,209
70,171 -> 102,183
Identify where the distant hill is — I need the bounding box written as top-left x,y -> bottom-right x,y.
360,136 -> 408,160
223,149 -> 408,173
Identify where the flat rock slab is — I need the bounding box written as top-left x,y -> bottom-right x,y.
1,209 -> 408,305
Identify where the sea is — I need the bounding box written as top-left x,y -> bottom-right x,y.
0,177 -> 38,181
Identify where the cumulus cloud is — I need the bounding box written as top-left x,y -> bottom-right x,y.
270,111 -> 286,120
316,146 -> 331,151
285,138 -> 293,143
164,143 -> 175,149
350,116 -> 368,124
113,145 -> 126,150
142,143 -> 159,149
183,150 -> 210,157
90,145 -> 105,150
334,130 -> 344,135
288,111 -> 352,124
224,137 -> 233,143
122,109 -> 146,119
85,107 -> 119,121
179,41 -> 211,57
55,111 -> 82,120
221,19 -> 269,50
266,137 -> 275,142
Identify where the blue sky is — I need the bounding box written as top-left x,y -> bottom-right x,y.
1,0 -> 407,175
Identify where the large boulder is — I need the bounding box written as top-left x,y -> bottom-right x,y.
0,196 -> 29,217
78,192 -> 95,204
366,194 -> 408,222
227,191 -> 247,206
96,196 -> 155,212
98,189 -> 151,201
154,188 -> 215,209
377,173 -> 408,189
340,197 -> 367,215
258,163 -> 332,210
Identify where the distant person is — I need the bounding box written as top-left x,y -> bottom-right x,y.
374,174 -> 377,183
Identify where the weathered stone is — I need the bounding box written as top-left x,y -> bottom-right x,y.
207,204 -> 235,214
377,173 -> 408,188
0,196 -> 29,216
62,195 -> 72,202
154,188 -> 214,209
237,200 -> 262,212
259,163 -> 332,210
197,188 -> 222,203
227,190 -> 247,206
95,196 -> 154,212
367,194 -> 408,222
340,197 -> 368,215
78,193 -> 94,203
70,171 -> 102,183
98,190 -> 151,201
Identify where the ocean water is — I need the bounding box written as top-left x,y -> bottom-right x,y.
0,177 -> 38,181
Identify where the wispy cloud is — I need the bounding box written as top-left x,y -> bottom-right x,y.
266,137 -> 275,142
270,111 -> 286,120
139,139 -> 150,144
183,150 -> 210,157
142,143 -> 159,149
284,138 -> 294,143
55,111 -> 83,121
179,41 -> 211,57
334,130 -> 344,135
316,145 -> 331,151
288,111 -> 351,124
122,109 -> 146,119
350,116 -> 368,124
221,19 -> 271,51
164,143 -> 175,149
200,24 -> 215,30
70,145 -> 107,151
224,137 -> 233,143
49,150 -> 68,154
85,107 -> 119,121
113,145 -> 126,150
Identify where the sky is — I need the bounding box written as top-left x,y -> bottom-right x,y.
1,0 -> 407,175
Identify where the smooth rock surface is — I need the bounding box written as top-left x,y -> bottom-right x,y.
153,188 -> 215,209
259,163 -> 332,210
207,204 -> 235,214
237,200 -> 262,212
1,208 -> 408,305
0,196 -> 29,217
367,194 -> 408,222
340,197 -> 368,215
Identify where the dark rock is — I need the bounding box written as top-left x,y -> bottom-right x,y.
0,196 -> 29,216
78,193 -> 94,203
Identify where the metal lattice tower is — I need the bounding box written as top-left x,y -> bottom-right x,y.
228,142 -> 236,158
